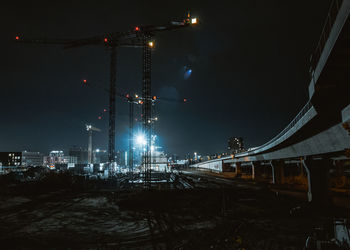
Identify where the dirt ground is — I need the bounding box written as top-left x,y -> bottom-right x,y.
0,171 -> 349,249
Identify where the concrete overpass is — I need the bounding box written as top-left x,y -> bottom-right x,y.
192,0 -> 350,206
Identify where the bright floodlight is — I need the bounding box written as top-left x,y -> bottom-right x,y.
191,18 -> 198,24
136,134 -> 146,146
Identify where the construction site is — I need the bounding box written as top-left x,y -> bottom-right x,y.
2,0 -> 350,249
0,167 -> 349,249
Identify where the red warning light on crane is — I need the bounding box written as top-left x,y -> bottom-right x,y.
15,36 -> 20,40
135,26 -> 140,31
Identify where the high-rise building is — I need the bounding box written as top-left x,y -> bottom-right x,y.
227,137 -> 244,153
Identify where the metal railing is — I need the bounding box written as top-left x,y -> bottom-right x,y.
249,100 -> 313,153
309,0 -> 343,74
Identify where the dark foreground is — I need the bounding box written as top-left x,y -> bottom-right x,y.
0,171 -> 349,249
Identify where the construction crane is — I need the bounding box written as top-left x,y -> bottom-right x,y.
82,80 -> 189,174
130,13 -> 198,188
15,31 -> 143,174
15,12 -> 198,183
86,124 -> 101,164
82,79 -> 139,172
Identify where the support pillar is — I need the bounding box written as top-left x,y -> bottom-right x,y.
271,160 -> 285,185
299,159 -> 304,177
251,162 -> 262,180
235,162 -> 242,176
251,162 -> 255,180
269,161 -> 275,184
302,159 -> 331,205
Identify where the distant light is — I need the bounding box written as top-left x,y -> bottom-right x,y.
154,117 -> 158,121
104,38 -> 108,42
148,41 -> 154,48
184,67 -> 192,80
103,109 -> 107,112
15,36 -> 19,40
191,18 -> 198,24
135,94 -> 139,98
83,79 -> 87,84
152,96 -> 157,100
96,149 -> 100,153
98,116 -> 102,120
135,26 -> 140,31
184,98 -> 187,102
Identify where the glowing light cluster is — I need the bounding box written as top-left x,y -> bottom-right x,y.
136,134 -> 146,146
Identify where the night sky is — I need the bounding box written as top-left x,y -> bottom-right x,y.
1,0 -> 332,157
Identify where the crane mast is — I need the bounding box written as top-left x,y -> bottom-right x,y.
142,33 -> 153,187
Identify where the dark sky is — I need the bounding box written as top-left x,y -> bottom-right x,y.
1,0 -> 332,157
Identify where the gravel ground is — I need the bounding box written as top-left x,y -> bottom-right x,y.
0,171 -> 349,249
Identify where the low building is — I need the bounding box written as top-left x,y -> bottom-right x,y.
0,152 -> 22,167
22,151 -> 43,167
150,151 -> 169,172
93,149 -> 108,164
69,147 -> 88,164
116,150 -> 128,166
43,151 -> 77,166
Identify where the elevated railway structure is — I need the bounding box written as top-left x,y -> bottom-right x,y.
192,0 -> 350,206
